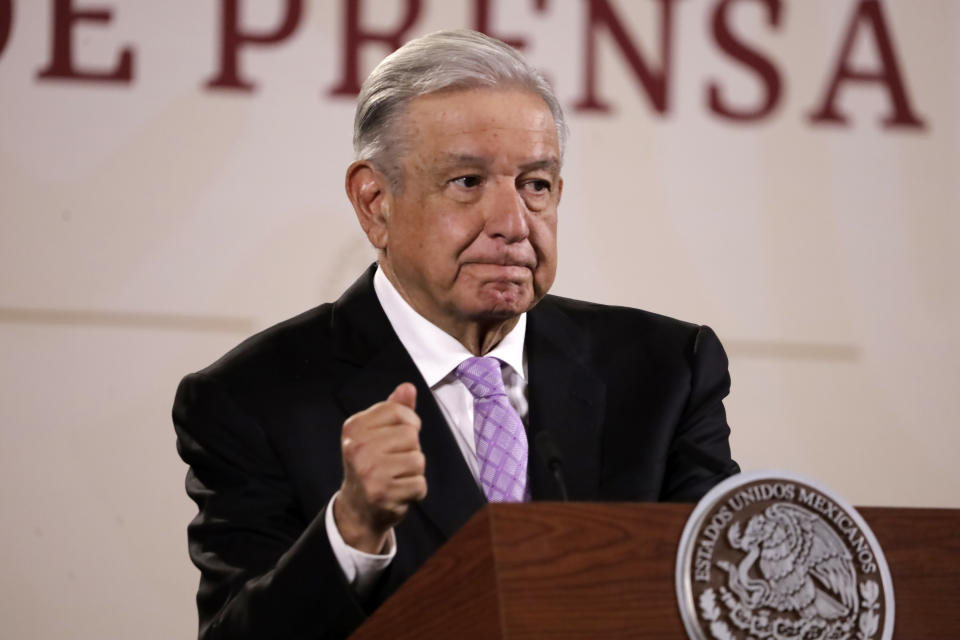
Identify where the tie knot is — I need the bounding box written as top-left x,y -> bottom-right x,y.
455,356 -> 507,399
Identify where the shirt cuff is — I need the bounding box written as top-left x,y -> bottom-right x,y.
325,491 -> 396,598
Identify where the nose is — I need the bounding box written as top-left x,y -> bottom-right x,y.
485,179 -> 529,243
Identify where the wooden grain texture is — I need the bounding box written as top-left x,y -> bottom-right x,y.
349,508 -> 503,640
351,504 -> 960,639
858,507 -> 960,639
492,503 -> 690,639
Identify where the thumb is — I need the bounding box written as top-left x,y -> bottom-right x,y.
387,382 -> 417,410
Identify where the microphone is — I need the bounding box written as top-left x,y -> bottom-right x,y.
535,430 -> 569,501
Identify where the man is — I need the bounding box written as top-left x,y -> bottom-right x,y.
174,29 -> 737,640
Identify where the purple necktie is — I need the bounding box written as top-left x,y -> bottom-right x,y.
455,356 -> 528,502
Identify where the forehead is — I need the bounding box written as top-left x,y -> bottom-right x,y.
398,87 -> 560,168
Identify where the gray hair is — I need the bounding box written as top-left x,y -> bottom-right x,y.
353,29 -> 567,184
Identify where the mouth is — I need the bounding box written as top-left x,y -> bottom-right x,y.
462,252 -> 537,269
461,262 -> 534,280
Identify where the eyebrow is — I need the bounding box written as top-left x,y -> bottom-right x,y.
437,154 -> 561,174
436,154 -> 490,170
518,158 -> 561,174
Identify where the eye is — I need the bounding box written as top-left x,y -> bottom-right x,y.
523,179 -> 552,194
451,175 -> 483,189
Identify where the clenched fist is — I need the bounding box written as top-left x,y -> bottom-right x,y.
333,382 -> 428,553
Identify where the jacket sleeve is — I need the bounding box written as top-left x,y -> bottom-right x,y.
173,371 -> 368,640
660,325 -> 740,501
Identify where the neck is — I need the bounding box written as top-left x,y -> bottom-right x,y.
454,316 -> 520,356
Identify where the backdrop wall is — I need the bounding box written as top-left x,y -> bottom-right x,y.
1,1 -> 957,638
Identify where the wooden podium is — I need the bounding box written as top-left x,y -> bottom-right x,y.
350,503 -> 960,639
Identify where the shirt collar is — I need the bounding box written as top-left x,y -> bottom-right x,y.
373,265 -> 527,387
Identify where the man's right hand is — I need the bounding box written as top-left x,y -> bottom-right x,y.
334,382 -> 427,553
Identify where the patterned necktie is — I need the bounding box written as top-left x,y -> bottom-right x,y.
455,356 -> 529,502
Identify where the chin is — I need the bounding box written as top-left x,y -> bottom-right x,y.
467,288 -> 536,319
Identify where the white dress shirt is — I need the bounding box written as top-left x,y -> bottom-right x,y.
325,265 -> 529,596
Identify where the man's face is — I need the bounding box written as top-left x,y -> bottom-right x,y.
377,87 -> 562,333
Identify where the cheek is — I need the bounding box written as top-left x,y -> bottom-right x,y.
436,209 -> 487,254
529,215 -> 559,262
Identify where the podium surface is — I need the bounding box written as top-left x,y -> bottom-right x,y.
351,503 -> 960,639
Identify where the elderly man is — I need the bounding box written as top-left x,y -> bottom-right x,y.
174,29 -> 737,640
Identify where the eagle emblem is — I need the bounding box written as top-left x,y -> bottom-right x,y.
718,502 -> 858,620
675,472 -> 893,640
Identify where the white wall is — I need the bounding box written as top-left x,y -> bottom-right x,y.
1,1 -> 957,638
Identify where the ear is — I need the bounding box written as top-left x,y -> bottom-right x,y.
345,161 -> 392,249
556,176 -> 564,205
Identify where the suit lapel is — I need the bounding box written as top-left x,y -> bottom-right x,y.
332,267 -> 485,539
526,299 -> 606,501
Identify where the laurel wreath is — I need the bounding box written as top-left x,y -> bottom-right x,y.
697,582 -> 881,640
698,588 -> 736,640
856,580 -> 880,639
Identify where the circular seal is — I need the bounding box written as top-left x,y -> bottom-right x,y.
676,471 -> 894,640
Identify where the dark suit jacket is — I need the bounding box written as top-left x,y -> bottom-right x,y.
173,265 -> 737,639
